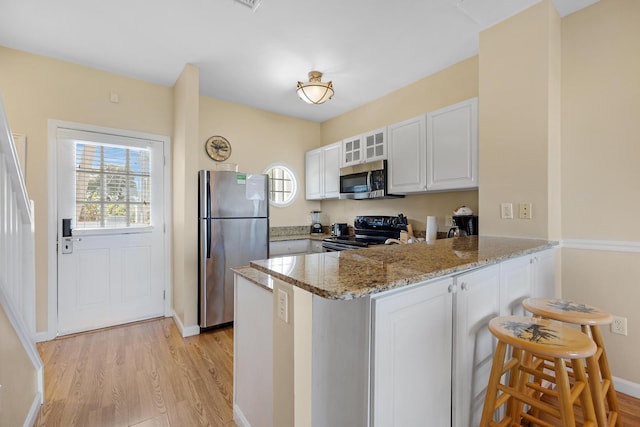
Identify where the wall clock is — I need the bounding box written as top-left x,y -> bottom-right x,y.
205,135 -> 232,161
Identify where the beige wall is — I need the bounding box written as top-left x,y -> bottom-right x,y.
478,0 -> 561,239
172,64 -> 200,328
560,0 -> 640,383
199,96 -> 321,227
319,57 -> 479,231
0,306 -> 38,426
0,46 -> 173,333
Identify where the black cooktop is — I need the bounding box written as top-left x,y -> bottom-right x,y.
322,236 -> 374,247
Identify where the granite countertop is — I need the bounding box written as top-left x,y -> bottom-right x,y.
250,236 -> 557,300
233,266 -> 274,291
269,233 -> 330,242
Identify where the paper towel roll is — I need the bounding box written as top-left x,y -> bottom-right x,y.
426,216 -> 437,241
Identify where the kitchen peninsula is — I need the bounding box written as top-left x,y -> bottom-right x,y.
233,236 -> 557,427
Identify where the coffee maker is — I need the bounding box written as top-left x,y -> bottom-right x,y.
310,210 -> 323,234
448,215 -> 479,237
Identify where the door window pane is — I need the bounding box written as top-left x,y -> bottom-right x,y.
75,142 -> 151,229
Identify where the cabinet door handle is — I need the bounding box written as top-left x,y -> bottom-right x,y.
460,282 -> 468,291
448,284 -> 458,293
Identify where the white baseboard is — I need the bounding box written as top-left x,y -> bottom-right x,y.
613,376 -> 640,399
35,330 -> 54,343
234,404 -> 251,427
23,392 -> 42,427
172,310 -> 200,337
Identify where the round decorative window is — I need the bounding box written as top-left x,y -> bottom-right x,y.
265,164 -> 297,207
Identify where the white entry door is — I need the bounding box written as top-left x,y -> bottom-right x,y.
56,127 -> 166,335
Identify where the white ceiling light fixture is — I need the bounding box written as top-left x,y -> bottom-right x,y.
297,71 -> 334,104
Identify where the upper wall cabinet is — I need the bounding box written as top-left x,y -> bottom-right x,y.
306,142 -> 341,200
363,128 -> 387,163
426,98 -> 478,191
387,115 -> 427,194
323,142 -> 341,198
305,148 -> 323,200
342,128 -> 387,167
342,135 -> 363,167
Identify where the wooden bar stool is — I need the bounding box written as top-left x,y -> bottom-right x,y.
522,298 -> 622,427
480,315 -> 597,427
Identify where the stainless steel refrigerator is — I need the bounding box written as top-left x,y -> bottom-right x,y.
198,170 -> 269,329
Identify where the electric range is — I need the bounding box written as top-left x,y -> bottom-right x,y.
321,215 -> 408,251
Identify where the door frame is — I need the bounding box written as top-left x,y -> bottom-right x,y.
43,120 -> 172,341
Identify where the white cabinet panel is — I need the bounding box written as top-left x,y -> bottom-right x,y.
305,148 -> 323,200
363,128 -> 387,162
373,278 -> 453,427
454,265 -> 501,427
499,255 -> 533,317
531,248 -> 557,298
323,142 -> 341,199
387,115 -> 427,194
305,142 -> 341,200
342,135 -> 363,167
427,98 -> 478,191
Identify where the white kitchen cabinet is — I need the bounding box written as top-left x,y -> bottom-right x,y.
305,141 -> 341,200
426,98 -> 479,191
499,255 -> 533,317
305,148 -> 323,200
530,248 -> 557,298
234,275 -> 273,427
363,127 -> 387,163
269,239 -> 324,258
342,134 -> 363,167
387,115 -> 427,194
372,253 -> 551,427
308,239 -> 323,253
499,248 -> 557,316
323,142 -> 341,198
343,128 -> 387,167
453,265 -> 501,427
372,277 -> 454,427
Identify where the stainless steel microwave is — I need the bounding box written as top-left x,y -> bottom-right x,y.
339,160 -> 403,199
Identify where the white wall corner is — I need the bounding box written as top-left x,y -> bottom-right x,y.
172,310 -> 200,337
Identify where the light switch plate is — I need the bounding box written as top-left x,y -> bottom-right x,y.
501,203 -> 513,219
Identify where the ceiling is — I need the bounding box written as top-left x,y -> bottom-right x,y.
0,0 -> 596,123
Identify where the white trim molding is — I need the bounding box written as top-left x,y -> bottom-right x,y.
172,309 -> 200,337
613,376 -> 640,399
562,239 -> 640,253
46,119 -> 172,340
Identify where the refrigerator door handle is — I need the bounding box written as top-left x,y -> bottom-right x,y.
207,219 -> 212,259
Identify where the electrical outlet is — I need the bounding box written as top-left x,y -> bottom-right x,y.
519,202 -> 532,219
501,203 -> 513,219
277,289 -> 289,323
611,316 -> 628,336
445,215 -> 453,227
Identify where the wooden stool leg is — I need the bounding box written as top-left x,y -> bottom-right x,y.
572,357 -> 597,426
554,357 -> 577,427
582,325 -> 608,427
591,325 -> 622,426
509,347 -> 526,424
480,341 -> 508,427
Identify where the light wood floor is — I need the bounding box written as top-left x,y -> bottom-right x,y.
36,317 -> 640,427
36,318 -> 237,427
